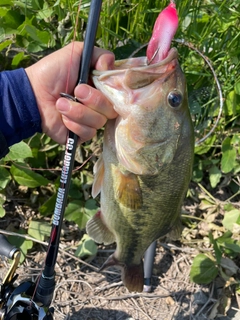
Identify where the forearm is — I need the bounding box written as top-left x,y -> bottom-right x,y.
0,68 -> 42,157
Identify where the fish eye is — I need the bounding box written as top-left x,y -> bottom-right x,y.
167,90 -> 183,108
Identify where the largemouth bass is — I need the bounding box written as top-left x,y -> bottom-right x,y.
86,2 -> 194,292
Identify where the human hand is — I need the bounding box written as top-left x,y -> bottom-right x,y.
25,42 -> 117,144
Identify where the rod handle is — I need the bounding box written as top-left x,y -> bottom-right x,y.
0,234 -> 19,259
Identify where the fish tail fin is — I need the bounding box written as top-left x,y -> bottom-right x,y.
122,262 -> 144,292
99,254 -> 144,292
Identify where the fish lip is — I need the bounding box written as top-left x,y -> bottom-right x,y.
92,47 -> 178,77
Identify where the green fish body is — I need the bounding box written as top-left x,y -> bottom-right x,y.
86,48 -> 194,292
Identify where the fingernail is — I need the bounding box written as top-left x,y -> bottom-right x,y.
76,84 -> 91,101
56,98 -> 70,113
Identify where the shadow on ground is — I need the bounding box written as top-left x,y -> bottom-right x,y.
66,293 -> 239,320
66,307 -> 131,320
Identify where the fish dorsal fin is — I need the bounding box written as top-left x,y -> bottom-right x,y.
92,155 -> 104,198
86,211 -> 115,245
125,70 -> 160,89
115,169 -> 142,210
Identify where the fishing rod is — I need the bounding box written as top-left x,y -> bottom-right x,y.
0,1 -> 102,319
143,241 -> 157,292
35,0 -> 102,307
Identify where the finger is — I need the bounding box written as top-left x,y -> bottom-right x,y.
64,43 -> 115,94
91,47 -> 115,71
56,97 -> 108,130
74,84 -> 118,119
67,42 -> 114,71
61,117 -> 97,143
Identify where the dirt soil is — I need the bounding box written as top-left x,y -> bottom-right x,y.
1,236 -> 239,320
1,187 -> 240,320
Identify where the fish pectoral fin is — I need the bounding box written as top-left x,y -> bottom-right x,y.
92,155 -> 104,198
115,170 -> 142,210
86,211 -> 115,245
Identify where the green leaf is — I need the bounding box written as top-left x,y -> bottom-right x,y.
11,51 -> 27,67
27,42 -> 44,53
75,234 -> 98,260
225,90 -> 240,116
0,27 -> 5,42
0,206 -> 5,218
65,200 -> 85,228
225,91 -> 235,116
0,39 -> 12,50
28,220 -> 52,241
39,193 -> 57,216
84,199 -> 99,218
4,141 -> 32,161
24,24 -> 50,45
216,231 -> 233,244
0,193 -> 6,218
209,165 -> 222,188
10,163 -> 49,188
0,8 -> 8,17
190,253 -> 218,284
209,232 -> 222,265
8,231 -> 33,264
216,233 -> 240,256
0,166 -> 11,189
1,9 -> 24,32
65,199 -> 98,230
224,242 -> 240,254
192,167 -> 203,182
36,2 -> 54,20
224,203 -> 236,212
221,137 -> 237,173
231,134 -> 240,147
194,135 -> 216,155
222,209 -> 240,232
69,178 -> 83,200
235,81 -> 240,95
0,0 -> 14,5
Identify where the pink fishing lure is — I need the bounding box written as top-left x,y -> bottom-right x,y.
146,1 -> 178,64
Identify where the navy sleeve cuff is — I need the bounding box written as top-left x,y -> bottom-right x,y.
0,68 -> 42,148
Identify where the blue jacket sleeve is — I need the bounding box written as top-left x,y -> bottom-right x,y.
0,68 -> 42,158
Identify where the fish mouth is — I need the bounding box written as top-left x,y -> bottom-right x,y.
92,47 -> 178,78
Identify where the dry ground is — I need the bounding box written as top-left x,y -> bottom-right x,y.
1,185 -> 240,320
1,235 -> 240,320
